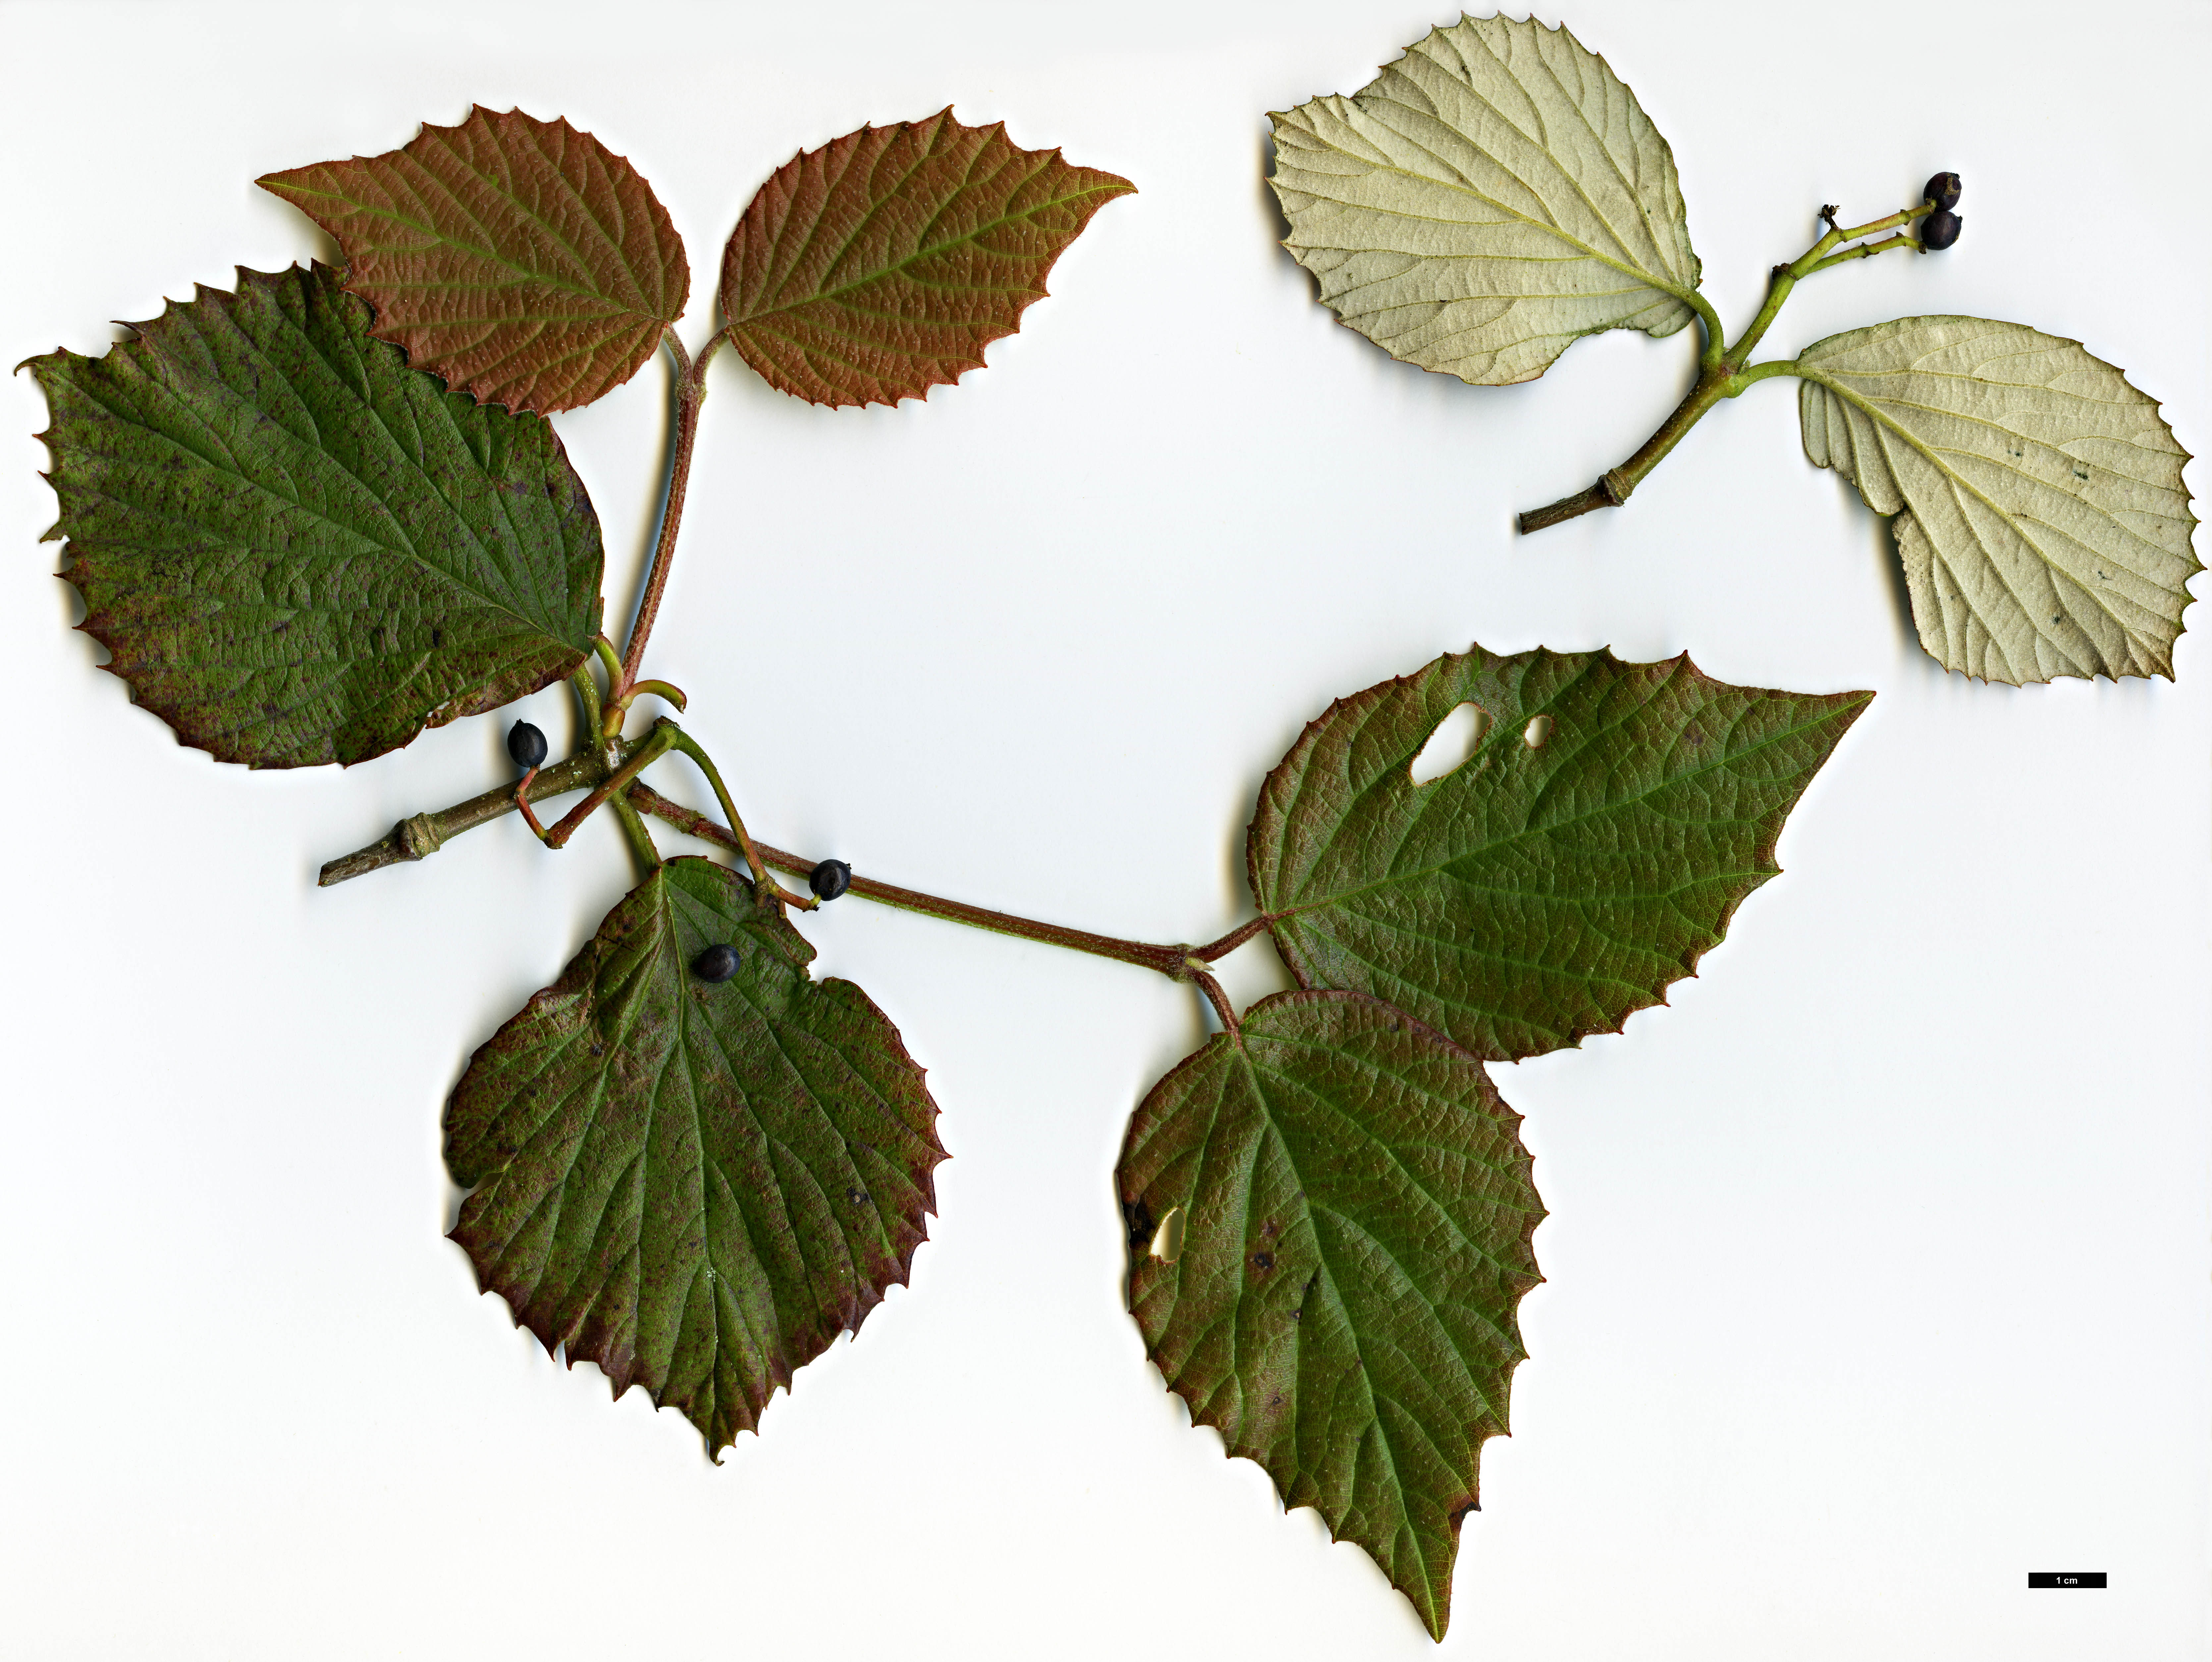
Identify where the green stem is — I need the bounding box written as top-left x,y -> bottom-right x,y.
658,726 -> 810,907
1724,268 -> 1798,369
1684,286 -> 1729,372
610,791 -> 663,875
1726,358 -> 1803,390
569,665 -> 603,746
1801,232 -> 1919,276
591,634 -> 625,696
1822,201 -> 1931,249
625,679 -> 688,713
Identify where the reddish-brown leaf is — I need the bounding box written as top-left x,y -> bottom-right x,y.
260,108 -> 689,413
720,109 -> 1134,407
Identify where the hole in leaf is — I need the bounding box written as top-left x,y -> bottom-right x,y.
1150,1205 -> 1186,1263
1523,714 -> 1555,749
1408,701 -> 1492,785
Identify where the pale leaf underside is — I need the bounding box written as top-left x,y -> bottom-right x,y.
1269,14 -> 1700,385
445,858 -> 944,1458
719,108 -> 1134,407
27,263 -> 603,768
260,107 -> 690,413
1121,990 -> 1544,1640
1796,315 -> 2198,684
1249,647 -> 1869,1060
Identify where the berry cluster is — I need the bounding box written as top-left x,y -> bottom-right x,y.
1921,171 -> 1962,251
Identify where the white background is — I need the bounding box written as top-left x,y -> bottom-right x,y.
1,1 -> 2205,1656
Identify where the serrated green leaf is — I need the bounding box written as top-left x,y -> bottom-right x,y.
445,857 -> 943,1458
1794,316 -> 2199,684
1120,990 -> 1543,1640
720,108 -> 1134,408
27,263 -> 603,768
1249,647 -> 1867,1061
1269,16 -> 1700,386
260,108 -> 689,414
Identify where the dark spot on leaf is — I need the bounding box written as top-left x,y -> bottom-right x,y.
846,1186 -> 866,1205
1268,1391 -> 1284,1408
1123,1196 -> 1155,1257
589,1042 -> 604,1057
1253,1251 -> 1275,1271
1260,1220 -> 1279,1239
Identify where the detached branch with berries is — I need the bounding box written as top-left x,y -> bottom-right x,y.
1274,17 -> 2196,687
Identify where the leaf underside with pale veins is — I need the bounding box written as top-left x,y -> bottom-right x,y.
1269,15 -> 1700,386
260,107 -> 689,413
1120,990 -> 1543,1640
1796,315 -> 2199,685
720,108 -> 1134,407
1250,647 -> 1868,1062
445,857 -> 943,1458
27,263 -> 602,768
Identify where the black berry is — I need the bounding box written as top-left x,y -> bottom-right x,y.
1923,171 -> 1962,212
809,859 -> 851,902
692,943 -> 740,983
506,719 -> 548,770
1921,208 -> 1962,251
